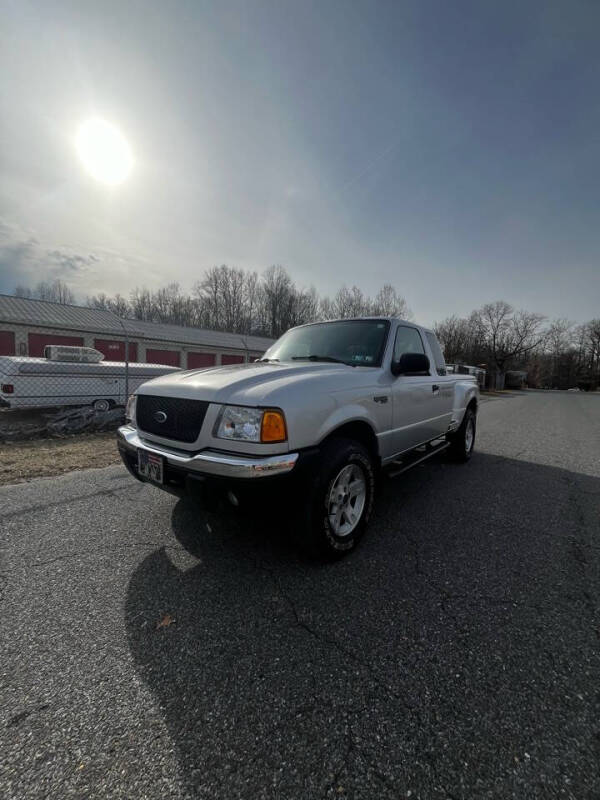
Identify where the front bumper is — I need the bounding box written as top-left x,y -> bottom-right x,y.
117,424 -> 299,480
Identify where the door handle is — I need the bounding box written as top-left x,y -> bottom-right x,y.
432,384 -> 439,393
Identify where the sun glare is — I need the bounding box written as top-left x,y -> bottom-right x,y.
75,118 -> 133,185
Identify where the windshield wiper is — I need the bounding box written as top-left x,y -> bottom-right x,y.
292,355 -> 347,365
258,357 -> 279,362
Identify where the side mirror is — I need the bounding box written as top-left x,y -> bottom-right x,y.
391,352 -> 430,376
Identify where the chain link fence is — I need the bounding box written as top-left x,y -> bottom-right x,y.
0,339 -> 181,439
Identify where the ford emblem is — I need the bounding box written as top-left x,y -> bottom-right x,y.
153,410 -> 168,423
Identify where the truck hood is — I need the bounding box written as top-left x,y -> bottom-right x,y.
137,361 -> 381,406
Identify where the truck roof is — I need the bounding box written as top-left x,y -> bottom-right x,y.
289,316 -> 433,333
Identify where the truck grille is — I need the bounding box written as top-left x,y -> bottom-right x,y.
136,395 -> 209,443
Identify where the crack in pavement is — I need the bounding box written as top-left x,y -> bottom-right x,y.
6,704 -> 50,729
1,483 -> 138,521
257,557 -> 419,717
563,475 -> 600,625
23,542 -> 186,569
324,728 -> 356,799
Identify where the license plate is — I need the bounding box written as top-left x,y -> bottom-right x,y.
137,449 -> 164,484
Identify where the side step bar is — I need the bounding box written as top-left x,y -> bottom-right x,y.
386,440 -> 450,478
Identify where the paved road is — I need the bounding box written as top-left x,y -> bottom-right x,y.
1,391 -> 599,799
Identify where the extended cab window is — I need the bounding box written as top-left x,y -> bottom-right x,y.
425,332 -> 447,375
393,326 -> 425,361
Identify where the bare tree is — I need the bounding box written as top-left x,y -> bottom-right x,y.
471,301 -> 546,379
110,294 -> 132,318
51,279 -> 75,305
329,285 -> 372,318
193,269 -> 220,329
321,283 -> 411,321
545,319 -> 573,377
318,296 -> 335,320
193,266 -> 247,331
129,287 -> 154,321
546,319 -> 573,352
153,283 -> 179,323
221,268 -> 246,332
331,285 -> 352,318
260,265 -> 296,337
433,315 -> 472,363
584,319 -> 600,379
242,271 -> 260,334
14,279 -> 74,305
86,292 -> 110,310
294,286 -> 319,326
87,292 -> 131,317
372,284 -> 412,319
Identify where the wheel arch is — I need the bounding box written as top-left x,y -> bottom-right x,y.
452,380 -> 479,427
466,396 -> 478,413
319,419 -> 380,465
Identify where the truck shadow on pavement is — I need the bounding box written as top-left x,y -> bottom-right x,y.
124,452 -> 600,799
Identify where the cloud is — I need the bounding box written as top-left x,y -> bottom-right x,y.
0,217 -> 150,300
46,250 -> 101,272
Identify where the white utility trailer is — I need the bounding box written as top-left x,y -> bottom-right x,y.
0,346 -> 180,411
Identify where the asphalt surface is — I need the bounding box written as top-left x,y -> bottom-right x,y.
1,391 -> 599,799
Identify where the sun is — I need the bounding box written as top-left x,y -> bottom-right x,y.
75,118 -> 133,185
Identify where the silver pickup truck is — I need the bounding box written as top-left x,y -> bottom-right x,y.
118,318 -> 478,556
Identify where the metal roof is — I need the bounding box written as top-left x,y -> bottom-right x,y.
0,294 -> 274,352
0,294 -> 123,332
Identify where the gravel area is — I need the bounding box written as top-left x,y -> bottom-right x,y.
0,432 -> 121,485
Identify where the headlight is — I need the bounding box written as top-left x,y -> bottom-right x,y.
125,394 -> 137,421
215,406 -> 287,443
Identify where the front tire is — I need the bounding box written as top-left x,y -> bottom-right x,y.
92,399 -> 111,412
447,407 -> 476,462
301,438 -> 376,558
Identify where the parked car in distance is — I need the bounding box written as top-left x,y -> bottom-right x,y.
118,318 -> 479,557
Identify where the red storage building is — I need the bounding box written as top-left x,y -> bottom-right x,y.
0,294 -> 274,370
187,352 -> 216,369
28,332 -> 84,357
145,348 -> 181,367
94,339 -> 138,362
221,354 -> 245,365
0,330 -> 15,355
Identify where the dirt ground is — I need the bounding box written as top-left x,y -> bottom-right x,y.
0,432 -> 122,485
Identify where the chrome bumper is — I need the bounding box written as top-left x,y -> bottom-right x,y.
117,425 -> 299,479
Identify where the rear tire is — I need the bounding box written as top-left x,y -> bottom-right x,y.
447,407 -> 476,462
300,438 -> 376,559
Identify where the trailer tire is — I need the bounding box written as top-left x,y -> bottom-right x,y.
93,399 -> 111,413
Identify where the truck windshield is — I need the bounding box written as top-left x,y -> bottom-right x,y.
262,319 -> 390,367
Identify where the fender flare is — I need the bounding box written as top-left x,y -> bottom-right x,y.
451,381 -> 479,429
315,406 -> 379,451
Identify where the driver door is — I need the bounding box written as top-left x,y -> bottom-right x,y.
391,326 -> 440,454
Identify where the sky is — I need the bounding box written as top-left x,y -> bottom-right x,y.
0,0 -> 599,325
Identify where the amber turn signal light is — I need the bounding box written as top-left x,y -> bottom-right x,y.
260,409 -> 287,442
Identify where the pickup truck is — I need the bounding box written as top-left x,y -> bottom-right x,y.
118,317 -> 479,556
